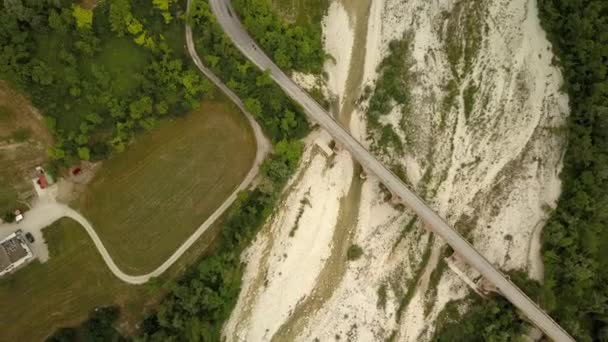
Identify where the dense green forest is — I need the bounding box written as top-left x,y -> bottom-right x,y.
232,0 -> 326,74
0,0 -> 213,165
435,1 -> 608,341
536,0 -> 608,341
187,0 -> 310,141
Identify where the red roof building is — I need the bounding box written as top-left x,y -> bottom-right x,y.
38,175 -> 48,189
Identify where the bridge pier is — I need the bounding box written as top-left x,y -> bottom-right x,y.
444,253 -> 501,297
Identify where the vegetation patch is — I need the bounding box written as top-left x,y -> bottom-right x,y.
79,101 -> 256,274
391,216 -> 418,251
534,1 -> 608,340
289,194 -> 311,237
346,244 -> 364,261
0,0 -> 210,165
233,0 -> 327,74
395,234 -> 434,323
462,81 -> 478,120
441,0 -> 485,79
432,295 -> 529,342
46,306 -> 125,342
366,36 -> 413,155
377,283 -> 388,310
423,255 -> 448,316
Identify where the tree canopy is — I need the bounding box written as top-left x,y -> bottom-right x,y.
536,1 -> 608,340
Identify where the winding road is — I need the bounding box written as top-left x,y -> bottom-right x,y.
0,20 -> 270,285
203,0 -> 574,340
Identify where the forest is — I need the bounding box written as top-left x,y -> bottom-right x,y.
536,0 -> 608,340
232,0 -> 326,74
0,0 -> 213,166
434,1 -> 608,341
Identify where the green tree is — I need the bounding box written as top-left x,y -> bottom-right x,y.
346,244 -> 363,261
108,0 -> 131,36
77,147 -> 90,161
71,4 -> 93,31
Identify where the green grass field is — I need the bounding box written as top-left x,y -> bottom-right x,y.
0,218 -> 144,341
78,101 -> 256,274
0,215 -> 226,341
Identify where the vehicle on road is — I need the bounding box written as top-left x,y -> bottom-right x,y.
25,233 -> 34,243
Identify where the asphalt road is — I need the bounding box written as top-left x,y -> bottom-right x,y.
204,0 -> 574,340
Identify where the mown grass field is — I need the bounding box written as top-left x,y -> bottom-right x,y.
0,215 -> 226,341
0,218 -> 141,341
78,100 -> 255,274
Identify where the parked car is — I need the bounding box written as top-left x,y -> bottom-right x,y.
25,232 -> 34,243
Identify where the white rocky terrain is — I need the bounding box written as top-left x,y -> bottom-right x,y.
224,0 -> 569,340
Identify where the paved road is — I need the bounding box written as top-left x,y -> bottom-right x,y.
204,0 -> 574,340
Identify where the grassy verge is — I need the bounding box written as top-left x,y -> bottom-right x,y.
77,100 -> 255,274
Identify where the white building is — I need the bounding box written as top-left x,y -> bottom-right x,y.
0,232 -> 34,277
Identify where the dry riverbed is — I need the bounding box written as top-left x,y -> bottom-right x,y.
224,0 -> 569,340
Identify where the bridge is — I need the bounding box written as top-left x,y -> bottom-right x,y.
190,0 -> 575,340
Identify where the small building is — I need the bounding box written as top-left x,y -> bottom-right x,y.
14,209 -> 23,223
0,232 -> 34,277
37,174 -> 48,189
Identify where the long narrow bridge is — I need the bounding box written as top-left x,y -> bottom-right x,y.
188,0 -> 575,340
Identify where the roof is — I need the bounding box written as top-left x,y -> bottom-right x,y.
39,174 -> 48,189
0,233 -> 32,275
1,237 -> 28,263
0,248 -> 10,271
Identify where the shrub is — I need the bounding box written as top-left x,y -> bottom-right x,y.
347,244 -> 364,261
